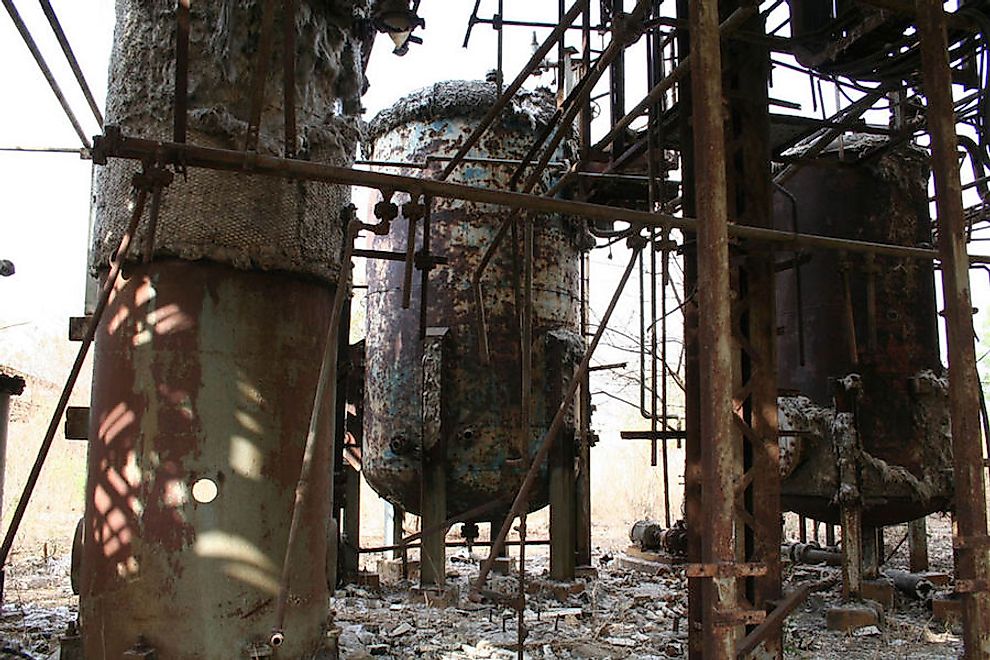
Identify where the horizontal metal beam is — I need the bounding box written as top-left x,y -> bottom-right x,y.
91,128 -> 990,264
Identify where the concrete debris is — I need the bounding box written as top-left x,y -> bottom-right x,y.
333,550 -> 688,659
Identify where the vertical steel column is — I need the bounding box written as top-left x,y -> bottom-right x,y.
723,4 -> 781,653
338,301 -> 359,582
690,0 -> 740,656
579,0 -> 593,162
909,518 -> 929,573
675,0 -> 703,655
917,1 -> 990,654
609,0 -> 627,155
420,327 -> 449,587
549,336 -> 577,581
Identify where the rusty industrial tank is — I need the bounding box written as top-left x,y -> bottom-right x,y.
78,1 -> 369,657
362,81 -> 586,519
774,137 -> 952,527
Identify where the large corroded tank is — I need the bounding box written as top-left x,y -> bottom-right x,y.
80,2 -> 369,657
363,81 -> 585,518
774,138 -> 952,526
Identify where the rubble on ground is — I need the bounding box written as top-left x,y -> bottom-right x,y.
0,518 -> 966,659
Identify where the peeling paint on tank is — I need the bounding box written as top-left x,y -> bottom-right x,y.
363,81 -> 586,518
775,142 -> 952,525
82,260 -> 337,658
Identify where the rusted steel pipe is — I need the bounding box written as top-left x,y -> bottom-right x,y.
885,569 -> 936,601
516,511 -> 527,660
520,0 -> 652,196
735,584 -> 811,660
244,0 -> 277,151
2,0 -> 91,148
472,217 -> 513,363
38,0 -> 103,128
507,108 -> 561,191
401,203 -> 418,309
594,5 -> 755,154
917,0 -> 990,654
690,0 -> 739,655
472,240 -> 645,598
419,196 -> 432,340
273,219 -> 361,638
173,0 -> 190,143
783,542 -> 841,566
92,130 -> 986,265
282,0 -> 297,157
859,0 -> 975,30
439,0 -> 585,181
0,185 -> 149,568
359,538 -> 550,554
510,2 -> 647,195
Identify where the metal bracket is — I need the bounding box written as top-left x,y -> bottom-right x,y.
64,407 -> 89,441
685,562 -> 767,578
712,609 -> 767,626
68,316 -> 92,342
955,579 -> 990,594
952,535 -> 990,550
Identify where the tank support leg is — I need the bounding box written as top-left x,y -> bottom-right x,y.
388,505 -> 406,562
548,335 -> 577,581
839,504 -> 863,600
862,526 -> 880,579
575,365 -> 593,568
420,327 -> 449,588
342,464 -> 361,581
549,447 -> 576,581
908,518 -> 929,573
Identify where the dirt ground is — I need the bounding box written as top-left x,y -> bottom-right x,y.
0,513 -> 968,659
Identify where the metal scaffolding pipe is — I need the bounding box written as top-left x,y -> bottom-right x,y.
37,0 -> 103,128
439,0 -> 585,181
2,0 -> 92,148
595,5 -> 756,154
690,0 -> 739,656
90,130 -> 990,264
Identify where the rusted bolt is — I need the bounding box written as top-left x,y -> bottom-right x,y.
374,198 -> 399,223
402,198 -> 426,221
388,435 -> 409,454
